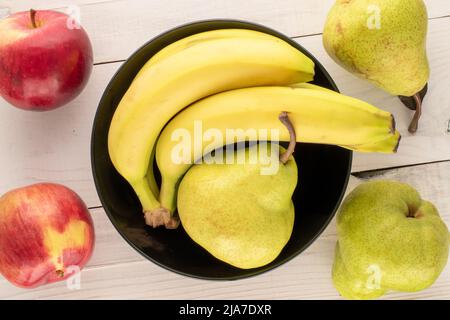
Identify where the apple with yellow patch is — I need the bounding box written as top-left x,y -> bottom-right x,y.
0,183 -> 94,288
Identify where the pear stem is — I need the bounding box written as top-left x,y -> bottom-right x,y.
408,94 -> 422,134
279,112 -> 296,164
30,9 -> 37,28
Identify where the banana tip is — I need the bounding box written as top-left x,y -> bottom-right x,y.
390,114 -> 396,134
393,134 -> 402,153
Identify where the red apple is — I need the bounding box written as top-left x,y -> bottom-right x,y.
0,9 -> 93,111
0,183 -> 95,288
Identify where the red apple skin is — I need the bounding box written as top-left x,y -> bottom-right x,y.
0,10 -> 93,111
0,183 -> 95,288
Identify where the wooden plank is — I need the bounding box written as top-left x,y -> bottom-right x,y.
1,161 -> 449,299
80,207 -> 144,267
1,17 -> 449,208
0,63 -> 119,208
3,0 -> 449,63
71,0 -> 450,64
2,0 -> 109,12
78,0 -> 336,63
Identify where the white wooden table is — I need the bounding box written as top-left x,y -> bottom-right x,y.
0,0 -> 449,300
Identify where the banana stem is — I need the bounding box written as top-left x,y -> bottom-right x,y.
30,9 -> 37,28
408,94 -> 422,133
279,112 -> 296,164
145,208 -> 180,229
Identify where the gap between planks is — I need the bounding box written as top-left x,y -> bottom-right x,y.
86,159 -> 450,211
353,159 -> 450,176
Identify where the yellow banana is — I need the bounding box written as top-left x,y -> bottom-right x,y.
278,83 -> 402,152
139,28 -> 280,74
108,31 -> 315,228
155,85 -> 400,213
281,83 -> 401,152
341,131 -> 401,153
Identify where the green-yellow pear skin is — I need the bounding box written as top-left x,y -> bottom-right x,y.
323,0 -> 429,97
333,180 -> 449,300
177,144 -> 296,269
333,243 -> 387,300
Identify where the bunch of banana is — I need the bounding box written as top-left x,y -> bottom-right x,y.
108,29 -> 401,229
108,29 -> 316,228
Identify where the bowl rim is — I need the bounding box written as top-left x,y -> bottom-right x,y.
91,18 -> 353,281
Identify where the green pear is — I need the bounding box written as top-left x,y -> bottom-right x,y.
323,0 -> 429,96
323,0 -> 429,132
177,143 -> 296,269
333,180 -> 449,300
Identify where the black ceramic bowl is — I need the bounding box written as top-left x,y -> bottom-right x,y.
91,20 -> 352,280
